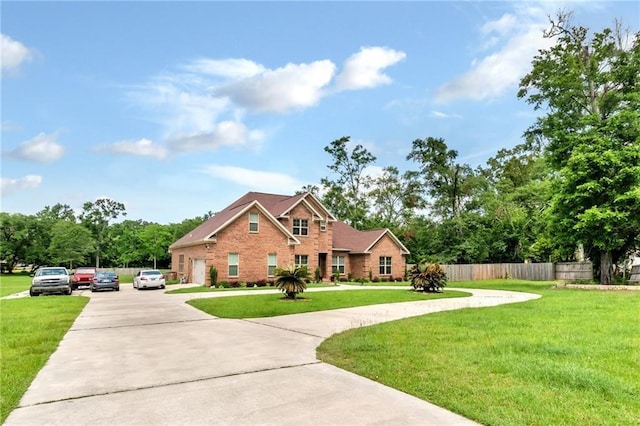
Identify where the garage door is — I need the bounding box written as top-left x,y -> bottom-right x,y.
192,259 -> 206,285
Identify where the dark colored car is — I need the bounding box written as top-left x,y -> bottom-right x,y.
90,271 -> 120,292
72,267 -> 96,290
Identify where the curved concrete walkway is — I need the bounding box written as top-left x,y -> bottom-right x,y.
5,285 -> 540,425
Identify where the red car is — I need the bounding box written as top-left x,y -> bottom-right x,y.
72,267 -> 96,290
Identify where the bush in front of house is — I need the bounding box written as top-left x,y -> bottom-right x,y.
409,263 -> 447,293
209,266 -> 218,288
219,281 -> 230,288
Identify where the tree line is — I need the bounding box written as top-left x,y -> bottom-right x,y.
1,13 -> 638,284
0,200 -> 213,273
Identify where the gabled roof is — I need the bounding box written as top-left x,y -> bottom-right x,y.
169,191 -> 334,250
169,191 -> 409,255
332,220 -> 410,254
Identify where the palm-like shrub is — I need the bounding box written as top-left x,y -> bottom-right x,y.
409,263 -> 447,293
275,265 -> 310,299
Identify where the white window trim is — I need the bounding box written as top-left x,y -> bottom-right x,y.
379,256 -> 392,275
332,255 -> 345,274
228,253 -> 239,277
295,254 -> 309,268
249,212 -> 259,233
268,253 -> 277,277
293,218 -> 309,236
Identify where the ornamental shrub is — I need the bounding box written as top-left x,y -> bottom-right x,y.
409,263 -> 447,293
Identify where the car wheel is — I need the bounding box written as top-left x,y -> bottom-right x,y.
115,286 -> 120,291
91,286 -> 96,292
66,288 -> 72,295
161,285 -> 166,289
29,288 -> 38,297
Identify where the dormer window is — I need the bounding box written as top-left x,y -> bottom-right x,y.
293,218 -> 308,236
249,212 -> 259,232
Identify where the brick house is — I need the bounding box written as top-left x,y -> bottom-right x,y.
169,191 -> 409,285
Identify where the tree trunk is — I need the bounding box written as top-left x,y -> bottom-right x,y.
600,250 -> 612,285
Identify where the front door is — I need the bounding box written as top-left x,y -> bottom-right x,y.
318,253 -> 327,281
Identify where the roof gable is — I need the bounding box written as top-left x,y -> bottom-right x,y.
332,221 -> 409,254
169,195 -> 301,250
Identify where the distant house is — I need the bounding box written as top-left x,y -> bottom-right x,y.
169,191 -> 409,285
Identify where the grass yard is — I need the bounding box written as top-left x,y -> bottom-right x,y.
317,280 -> 640,426
168,282 -> 338,294
0,274 -> 32,297
187,289 -> 468,318
0,296 -> 89,423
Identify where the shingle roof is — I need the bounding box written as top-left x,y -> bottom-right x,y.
170,191 -> 325,249
169,191 -> 408,254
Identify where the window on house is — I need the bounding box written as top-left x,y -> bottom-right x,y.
178,254 -> 184,273
293,218 -> 308,236
332,255 -> 345,274
249,212 -> 259,232
268,253 -> 277,276
319,221 -> 326,232
228,253 -> 239,277
295,255 -> 308,268
379,256 -> 392,275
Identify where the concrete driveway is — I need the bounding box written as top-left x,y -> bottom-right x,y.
5,285 -> 539,425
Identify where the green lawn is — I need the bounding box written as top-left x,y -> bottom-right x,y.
0,274 -> 32,297
167,282 -> 339,293
0,296 -> 89,423
187,289 -> 468,318
317,280 -> 640,426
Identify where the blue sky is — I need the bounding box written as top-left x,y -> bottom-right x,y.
2,1 -> 638,224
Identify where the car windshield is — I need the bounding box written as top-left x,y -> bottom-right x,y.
142,270 -> 162,276
37,268 -> 66,276
95,272 -> 116,279
77,268 -> 95,273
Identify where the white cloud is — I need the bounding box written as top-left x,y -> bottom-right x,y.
168,121 -> 264,152
128,47 -> 403,150
217,60 -> 336,113
430,110 -> 462,119
95,138 -> 168,159
5,132 -> 65,163
200,165 -> 303,193
435,7 -> 555,103
1,175 -> 42,194
335,46 -> 406,91
1,34 -> 33,75
181,58 -> 266,79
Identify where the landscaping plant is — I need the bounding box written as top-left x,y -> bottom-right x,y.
208,266 -> 218,288
409,262 -> 447,292
274,265 -> 309,299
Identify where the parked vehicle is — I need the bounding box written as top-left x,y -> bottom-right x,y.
90,271 -> 120,292
72,267 -> 96,290
30,267 -> 72,296
133,270 -> 166,290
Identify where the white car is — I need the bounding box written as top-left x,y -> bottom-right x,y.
133,269 -> 166,290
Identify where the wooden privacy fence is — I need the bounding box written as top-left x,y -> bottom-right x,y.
554,262 -> 593,281
438,262 -> 593,282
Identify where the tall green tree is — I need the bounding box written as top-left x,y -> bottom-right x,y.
320,136 -> 377,229
406,137 -> 482,219
0,213 -> 35,272
368,166 -> 424,230
49,221 -> 94,268
139,223 -> 174,268
80,198 -> 126,268
518,12 -> 640,284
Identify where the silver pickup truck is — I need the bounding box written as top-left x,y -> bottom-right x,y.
30,267 -> 72,296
